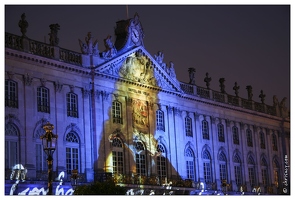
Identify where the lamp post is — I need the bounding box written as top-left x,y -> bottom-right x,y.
40,121 -> 58,195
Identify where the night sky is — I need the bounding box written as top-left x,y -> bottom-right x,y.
5,4 -> 290,108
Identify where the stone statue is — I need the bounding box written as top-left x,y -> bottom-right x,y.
279,97 -> 289,118
188,67 -> 196,84
102,35 -> 117,59
154,51 -> 164,64
78,32 -> 99,55
273,95 -> 279,107
219,78 -> 226,93
233,82 -> 240,97
246,85 -> 253,101
204,72 -> 211,89
18,13 -> 28,38
168,61 -> 176,79
48,23 -> 60,46
259,90 -> 266,104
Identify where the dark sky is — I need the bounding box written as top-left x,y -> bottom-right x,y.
5,5 -> 290,108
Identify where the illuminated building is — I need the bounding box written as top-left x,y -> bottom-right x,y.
5,13 -> 290,195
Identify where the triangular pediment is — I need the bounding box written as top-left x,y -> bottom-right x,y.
94,46 -> 183,94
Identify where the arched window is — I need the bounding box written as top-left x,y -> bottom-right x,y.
185,147 -> 195,180
112,137 -> 124,174
232,126 -> 239,145
65,132 -> 80,174
156,110 -> 165,131
202,120 -> 209,140
5,79 -> 18,108
261,157 -> 268,186
260,132 -> 265,149
233,153 -> 242,187
218,152 -> 227,182
5,123 -> 19,169
67,92 -> 78,118
185,116 -> 193,137
135,141 -> 146,176
157,144 -> 167,178
203,150 -> 212,183
112,100 -> 122,124
218,123 -> 225,142
246,129 -> 253,147
272,132 -> 278,151
37,86 -> 50,113
247,155 -> 256,187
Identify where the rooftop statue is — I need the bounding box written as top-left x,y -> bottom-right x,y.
259,90 -> 266,104
246,85 -> 253,101
233,82 -> 240,97
102,35 -> 117,59
204,72 -> 211,89
219,78 -> 226,93
48,23 -> 60,46
188,67 -> 196,85
18,13 -> 28,38
78,32 -> 99,55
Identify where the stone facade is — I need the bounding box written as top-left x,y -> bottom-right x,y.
5,13 -> 290,195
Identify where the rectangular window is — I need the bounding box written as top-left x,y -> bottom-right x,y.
202,121 -> 210,140
5,80 -> 18,108
5,141 -> 18,169
37,87 -> 50,113
203,162 -> 211,183
234,165 -> 242,186
186,160 -> 194,180
248,167 -> 255,186
157,156 -> 167,177
66,147 -> 79,174
36,144 -> 47,171
262,169 -> 268,185
113,151 -> 123,174
185,117 -> 193,137
112,101 -> 122,124
67,93 -> 78,118
219,164 -> 227,181
156,110 -> 165,131
136,154 -> 146,175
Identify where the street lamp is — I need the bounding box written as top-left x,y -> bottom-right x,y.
40,121 -> 58,195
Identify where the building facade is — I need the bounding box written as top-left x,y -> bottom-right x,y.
5,13 -> 290,195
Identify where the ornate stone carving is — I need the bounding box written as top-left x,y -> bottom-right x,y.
204,72 -> 211,89
101,90 -> 110,101
82,88 -> 90,98
54,81 -> 63,92
132,99 -> 149,129
40,78 -> 46,87
18,13 -> 28,38
23,73 -> 33,86
79,32 -> 99,55
6,71 -> 14,80
48,23 -> 60,46
102,35 -> 117,59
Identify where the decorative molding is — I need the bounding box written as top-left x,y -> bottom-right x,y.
54,81 -> 63,92
23,73 -> 33,86
40,78 -> 46,87
6,71 -> 14,80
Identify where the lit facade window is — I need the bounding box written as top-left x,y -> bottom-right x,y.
247,156 -> 256,187
157,144 -> 167,178
156,110 -> 165,131
218,123 -> 225,142
203,150 -> 212,183
185,147 -> 195,180
260,132 -> 265,149
246,129 -> 253,147
112,137 -> 124,174
35,127 -> 47,173
66,132 -> 80,174
202,120 -> 209,140
112,100 -> 122,124
232,126 -> 239,145
67,92 -> 78,118
5,80 -> 18,108
218,152 -> 227,182
185,116 -> 193,137
37,86 -> 50,113
233,154 -> 242,187
135,141 -> 146,176
261,157 -> 268,186
272,133 -> 278,151
5,123 -> 19,169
